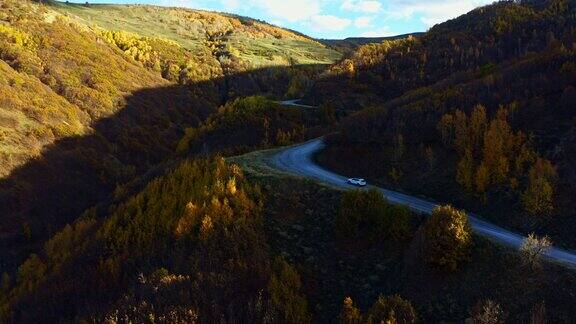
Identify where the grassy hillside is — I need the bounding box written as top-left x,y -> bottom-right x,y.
47,1 -> 341,69
0,0 -> 340,177
0,0 -> 340,275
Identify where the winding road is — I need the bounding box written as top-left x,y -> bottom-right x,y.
271,138 -> 576,268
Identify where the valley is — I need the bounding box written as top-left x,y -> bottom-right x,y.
0,0 -> 575,322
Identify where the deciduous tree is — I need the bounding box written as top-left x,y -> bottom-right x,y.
520,234 -> 551,269
470,299 -> 506,324
423,205 -> 471,271
366,295 -> 418,324
522,158 -> 556,221
457,149 -> 475,192
339,297 -> 363,324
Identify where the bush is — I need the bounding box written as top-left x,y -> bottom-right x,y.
335,189 -> 412,243
0,24 -> 34,48
470,299 -> 506,324
519,233 -> 551,270
338,295 -> 417,324
422,205 -> 471,271
339,297 -> 363,324
366,295 -> 418,324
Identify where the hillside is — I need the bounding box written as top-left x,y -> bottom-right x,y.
307,0 -> 573,109
0,0 -> 340,274
321,33 -> 425,55
1,0 -> 576,323
48,1 -> 340,69
0,0 -> 340,176
3,151 -> 576,322
315,0 -> 576,247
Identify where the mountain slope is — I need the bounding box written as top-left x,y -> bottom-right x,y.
308,0 -> 573,109
0,0 -> 339,273
320,33 -> 425,54
48,1 -> 340,70
315,0 -> 576,247
0,0 -> 341,177
2,1 -> 576,323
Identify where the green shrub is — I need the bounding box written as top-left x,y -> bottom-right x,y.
422,205 -> 471,271
0,24 -> 34,48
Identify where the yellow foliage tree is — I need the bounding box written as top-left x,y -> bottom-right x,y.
522,158 -> 556,220
366,295 -> 418,324
457,149 -> 475,192
423,205 -> 471,271
469,104 -> 487,152
339,297 -> 363,324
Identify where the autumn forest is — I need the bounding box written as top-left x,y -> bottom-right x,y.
0,0 -> 576,323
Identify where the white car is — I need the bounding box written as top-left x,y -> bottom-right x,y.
347,178 -> 367,187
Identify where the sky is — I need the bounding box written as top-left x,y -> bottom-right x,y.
68,0 -> 494,39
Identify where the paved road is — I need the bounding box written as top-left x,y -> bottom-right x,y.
271,138 -> 576,267
278,99 -> 317,109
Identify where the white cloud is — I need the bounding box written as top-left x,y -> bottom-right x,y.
159,0 -> 209,9
341,0 -> 382,14
354,16 -> 373,28
271,20 -> 284,27
221,0 -> 240,10
360,26 -> 394,37
382,0 -> 492,27
310,15 -> 352,32
247,0 -> 321,22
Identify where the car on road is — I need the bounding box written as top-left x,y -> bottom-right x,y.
347,178 -> 367,187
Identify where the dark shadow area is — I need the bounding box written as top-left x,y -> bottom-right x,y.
0,64 -> 330,273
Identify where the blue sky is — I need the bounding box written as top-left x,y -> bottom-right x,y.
67,0 -> 493,39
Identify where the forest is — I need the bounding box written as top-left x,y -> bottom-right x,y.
1,0 -> 576,322
316,0 -> 576,249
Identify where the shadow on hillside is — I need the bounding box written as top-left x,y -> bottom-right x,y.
0,64 -> 331,273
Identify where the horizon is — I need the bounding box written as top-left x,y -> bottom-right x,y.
59,0 -> 493,39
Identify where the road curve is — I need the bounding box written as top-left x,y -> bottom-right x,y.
271,138 -> 576,267
278,99 -> 317,109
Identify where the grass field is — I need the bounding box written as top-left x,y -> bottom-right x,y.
47,1 -> 341,68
